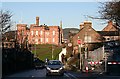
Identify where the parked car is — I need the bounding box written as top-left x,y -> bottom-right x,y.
46,60 -> 64,76
34,58 -> 45,69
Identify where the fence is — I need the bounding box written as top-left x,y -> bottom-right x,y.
88,46 -> 104,62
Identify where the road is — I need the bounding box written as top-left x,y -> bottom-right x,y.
3,68 -> 120,79
3,68 -> 78,79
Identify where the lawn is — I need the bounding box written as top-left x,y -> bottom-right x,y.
31,44 -> 62,61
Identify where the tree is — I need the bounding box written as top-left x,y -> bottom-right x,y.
98,1 -> 120,26
87,1 -> 120,27
0,10 -> 12,34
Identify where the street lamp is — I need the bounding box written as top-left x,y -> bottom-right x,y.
52,44 -> 54,60
33,37 -> 37,58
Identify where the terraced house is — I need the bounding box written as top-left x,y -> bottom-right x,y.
17,17 -> 63,46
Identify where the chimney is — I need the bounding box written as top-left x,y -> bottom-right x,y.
80,22 -> 84,29
108,20 -> 113,26
84,21 -> 92,27
36,16 -> 39,26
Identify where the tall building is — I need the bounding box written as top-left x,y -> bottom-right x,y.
17,17 -> 63,45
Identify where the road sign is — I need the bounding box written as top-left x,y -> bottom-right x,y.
78,39 -> 82,44
68,43 -> 72,47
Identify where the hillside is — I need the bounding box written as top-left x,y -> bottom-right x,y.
31,44 -> 62,61
63,28 -> 79,39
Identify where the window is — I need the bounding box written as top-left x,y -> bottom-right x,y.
84,36 -> 91,43
27,32 -> 29,35
35,38 -> 38,44
6,43 -> 8,47
46,32 -> 49,36
53,31 -> 55,35
41,38 -> 43,42
107,38 -> 110,41
53,38 -> 55,42
40,31 -> 43,35
36,31 -> 38,35
46,38 -> 48,42
31,31 -> 34,36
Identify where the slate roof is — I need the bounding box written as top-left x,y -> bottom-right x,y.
97,31 -> 119,36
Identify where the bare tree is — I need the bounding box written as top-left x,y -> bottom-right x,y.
98,1 -> 120,26
87,1 -> 120,27
0,10 -> 12,34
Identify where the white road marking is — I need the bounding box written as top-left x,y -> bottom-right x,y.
67,73 -> 78,79
64,73 -> 78,79
64,73 -> 72,79
64,73 -> 70,77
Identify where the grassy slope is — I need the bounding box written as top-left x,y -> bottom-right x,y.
31,44 -> 62,61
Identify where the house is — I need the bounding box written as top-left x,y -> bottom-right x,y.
98,21 -> 120,42
72,21 -> 103,46
17,17 -> 63,45
72,21 -> 104,55
2,31 -> 16,48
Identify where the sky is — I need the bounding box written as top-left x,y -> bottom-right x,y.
1,2 -> 109,31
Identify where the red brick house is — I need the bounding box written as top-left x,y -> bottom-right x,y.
2,31 -> 16,48
98,21 -> 120,42
17,17 -> 63,45
72,21 -> 103,55
72,21 -> 103,46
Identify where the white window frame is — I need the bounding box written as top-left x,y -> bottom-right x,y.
40,31 -> 43,35
36,31 -> 38,35
53,31 -> 55,35
46,38 -> 48,42
53,38 -> 55,43
41,38 -> 43,42
84,35 -> 91,43
31,31 -> 34,36
35,38 -> 38,44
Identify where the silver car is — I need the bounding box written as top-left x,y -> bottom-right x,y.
46,60 -> 64,76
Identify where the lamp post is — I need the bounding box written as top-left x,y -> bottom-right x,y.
34,37 -> 37,57
52,44 -> 54,60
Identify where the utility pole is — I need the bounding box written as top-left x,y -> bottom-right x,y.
79,44 -> 82,71
78,36 -> 82,71
103,45 -> 107,72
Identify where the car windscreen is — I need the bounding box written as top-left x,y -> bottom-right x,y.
47,61 -> 62,65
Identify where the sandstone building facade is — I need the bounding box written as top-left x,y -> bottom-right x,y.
17,17 -> 63,45
72,21 -> 103,46
98,21 -> 120,42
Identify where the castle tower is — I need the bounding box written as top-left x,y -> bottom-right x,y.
60,21 -> 64,45
36,16 -> 39,26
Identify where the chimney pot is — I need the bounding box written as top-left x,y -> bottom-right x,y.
80,23 -> 84,29
108,20 -> 113,25
84,21 -> 92,27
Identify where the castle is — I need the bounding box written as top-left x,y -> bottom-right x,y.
17,17 -> 63,45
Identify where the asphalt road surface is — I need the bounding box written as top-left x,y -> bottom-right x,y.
3,68 -> 120,79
